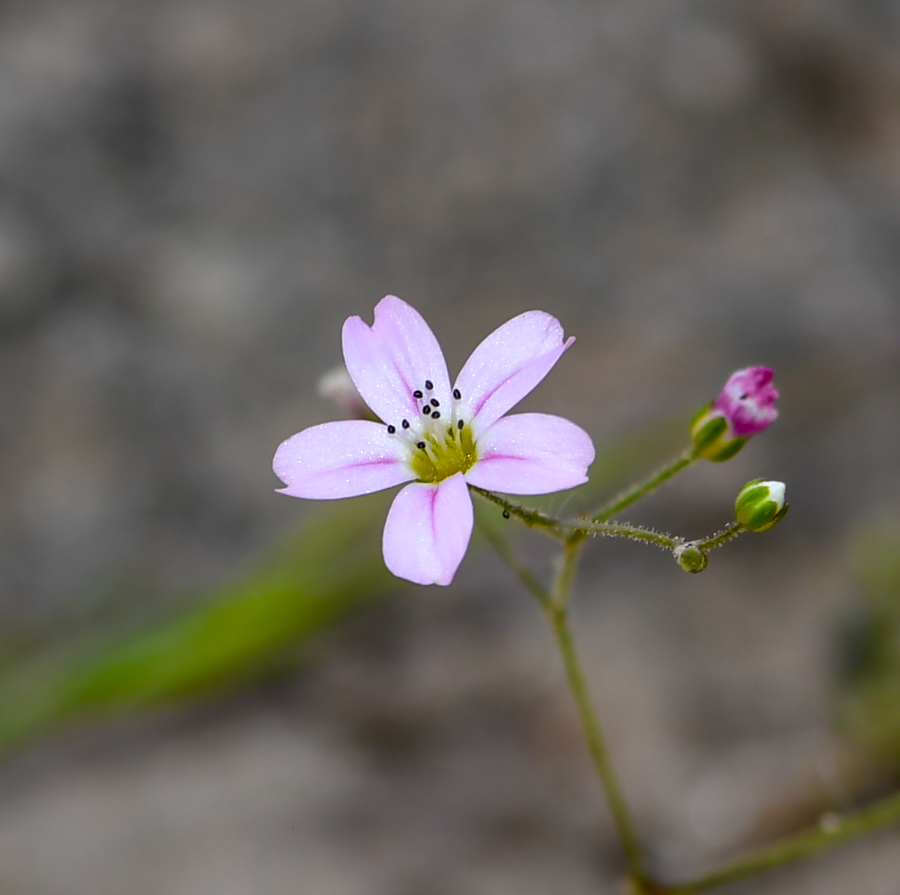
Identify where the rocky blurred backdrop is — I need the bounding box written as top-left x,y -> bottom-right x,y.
2,0 -> 900,892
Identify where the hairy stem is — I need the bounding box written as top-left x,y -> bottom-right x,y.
470,487 -> 678,551
469,486 -> 567,538
696,521 -> 746,552
576,519 -> 677,552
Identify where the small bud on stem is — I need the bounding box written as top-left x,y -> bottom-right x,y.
735,479 -> 788,532
674,542 -> 709,573
691,367 -> 778,462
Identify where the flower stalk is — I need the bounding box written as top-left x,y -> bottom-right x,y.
483,485 -> 900,894
546,596 -> 648,883
660,790 -> 900,894
591,451 -> 694,522
276,305 -> 900,893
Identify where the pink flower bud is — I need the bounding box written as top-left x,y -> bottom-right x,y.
712,366 -> 779,437
691,367 -> 778,462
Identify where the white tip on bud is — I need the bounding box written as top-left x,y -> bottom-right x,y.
735,479 -> 788,532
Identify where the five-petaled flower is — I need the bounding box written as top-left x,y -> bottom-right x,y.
691,366 -> 779,462
273,296 -> 595,585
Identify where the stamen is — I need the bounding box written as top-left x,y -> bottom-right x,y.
387,425 -> 396,434
399,379 -> 476,484
502,509 -> 511,519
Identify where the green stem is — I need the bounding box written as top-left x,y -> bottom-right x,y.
696,522 -> 746,552
547,597 -> 648,883
550,534 -> 586,610
576,520 -> 677,552
472,487 -> 747,559
469,486 -> 567,538
661,789 -> 900,893
471,487 -> 678,551
592,451 -> 694,522
480,520 -> 647,883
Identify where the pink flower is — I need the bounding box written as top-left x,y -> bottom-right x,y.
713,366 -> 779,437
691,366 -> 779,462
273,295 -> 595,585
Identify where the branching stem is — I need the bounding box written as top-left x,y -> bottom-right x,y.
474,463 -> 900,894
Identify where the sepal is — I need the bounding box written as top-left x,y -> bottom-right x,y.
735,479 -> 788,532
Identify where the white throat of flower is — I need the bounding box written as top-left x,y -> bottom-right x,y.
384,379 -> 477,484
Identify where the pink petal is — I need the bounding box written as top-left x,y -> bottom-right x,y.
273,420 -> 414,499
713,366 -> 779,437
465,413 -> 595,494
381,472 -> 473,586
342,296 -> 452,427
453,311 -> 573,437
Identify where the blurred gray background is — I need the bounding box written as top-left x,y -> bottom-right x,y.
2,0 -> 900,892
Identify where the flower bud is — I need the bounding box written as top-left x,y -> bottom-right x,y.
674,542 -> 709,573
691,367 -> 778,462
317,366 -> 375,420
734,479 -> 788,532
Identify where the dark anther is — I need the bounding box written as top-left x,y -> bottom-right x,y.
430,398 -> 440,407
413,390 -> 423,399
453,388 -> 461,400
739,394 -> 748,400
502,509 -> 511,519
457,420 -> 464,430
387,425 -> 396,434
425,380 -> 434,390
417,441 -> 426,450
402,419 -> 410,429
431,411 -> 441,419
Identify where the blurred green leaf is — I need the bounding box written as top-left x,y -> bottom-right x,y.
0,492 -> 398,755
0,414 -> 688,757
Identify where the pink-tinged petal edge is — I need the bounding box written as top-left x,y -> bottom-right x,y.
274,420 -> 414,499
381,472 -> 474,586
342,296 -> 452,426
453,310 -> 573,437
464,413 -> 595,495
714,366 -> 778,437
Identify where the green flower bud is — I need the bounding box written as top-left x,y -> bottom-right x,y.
674,542 -> 709,574
690,404 -> 747,462
690,368 -> 779,462
735,479 -> 788,532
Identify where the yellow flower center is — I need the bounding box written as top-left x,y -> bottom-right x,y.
384,381 -> 478,484
411,423 -> 478,483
